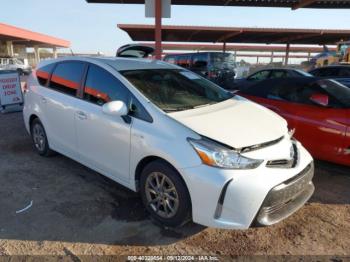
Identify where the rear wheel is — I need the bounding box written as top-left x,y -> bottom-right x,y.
140,160 -> 191,227
30,118 -> 55,156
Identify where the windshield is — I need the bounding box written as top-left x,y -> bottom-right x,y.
120,69 -> 234,112
210,53 -> 236,68
318,79 -> 350,107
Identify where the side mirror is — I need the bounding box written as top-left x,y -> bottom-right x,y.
102,101 -> 128,116
310,93 -> 329,107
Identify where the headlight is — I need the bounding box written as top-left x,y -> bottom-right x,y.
188,137 -> 263,169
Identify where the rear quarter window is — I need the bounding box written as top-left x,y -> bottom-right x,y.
48,61 -> 85,96
36,63 -> 55,86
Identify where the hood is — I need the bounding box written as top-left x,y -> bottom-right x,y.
168,97 -> 287,149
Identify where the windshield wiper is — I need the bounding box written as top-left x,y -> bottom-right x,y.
193,103 -> 213,109
163,106 -> 194,112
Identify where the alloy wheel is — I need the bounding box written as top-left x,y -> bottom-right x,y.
145,172 -> 179,218
32,124 -> 46,152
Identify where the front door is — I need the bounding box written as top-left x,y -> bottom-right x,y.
289,84 -> 348,163
75,64 -> 132,183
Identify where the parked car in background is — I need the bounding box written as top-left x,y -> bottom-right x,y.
116,44 -> 155,58
0,57 -> 32,75
231,68 -> 313,91
163,52 -> 236,89
24,56 -> 314,229
309,65 -> 350,87
238,77 -> 350,166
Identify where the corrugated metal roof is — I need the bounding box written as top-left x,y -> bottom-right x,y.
86,0 -> 350,9
118,24 -> 350,45
143,43 -> 336,52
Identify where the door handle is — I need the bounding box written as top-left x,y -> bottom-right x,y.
41,97 -> 47,104
76,111 -> 87,120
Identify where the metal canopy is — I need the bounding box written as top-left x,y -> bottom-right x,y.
0,23 -> 70,48
142,43 -> 336,53
86,0 -> 350,10
118,24 -> 350,45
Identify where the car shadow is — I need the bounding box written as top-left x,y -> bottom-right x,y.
0,152 -> 205,246
309,160 -> 350,205
0,113 -> 205,245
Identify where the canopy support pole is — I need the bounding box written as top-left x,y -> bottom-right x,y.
270,52 -> 274,63
155,0 -> 162,60
6,41 -> 14,57
53,47 -> 58,59
285,43 -> 290,65
34,45 -> 40,65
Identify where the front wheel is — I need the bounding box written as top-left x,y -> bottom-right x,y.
140,160 -> 192,227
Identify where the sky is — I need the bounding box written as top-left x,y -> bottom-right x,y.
2,0 -> 350,56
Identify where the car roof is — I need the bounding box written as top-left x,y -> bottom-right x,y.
165,52 -> 229,56
38,56 -> 178,71
255,68 -> 297,71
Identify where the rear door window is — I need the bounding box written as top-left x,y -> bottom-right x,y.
83,64 -> 130,106
338,67 -> 350,77
36,63 -> 55,86
49,61 -> 85,96
313,68 -> 338,77
269,70 -> 288,79
248,70 -> 270,81
191,53 -> 208,68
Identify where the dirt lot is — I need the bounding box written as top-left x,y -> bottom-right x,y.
0,112 -> 349,258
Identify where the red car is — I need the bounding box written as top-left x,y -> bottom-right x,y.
238,77 -> 350,166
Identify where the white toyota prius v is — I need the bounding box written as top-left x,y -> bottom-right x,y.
23,56 -> 314,229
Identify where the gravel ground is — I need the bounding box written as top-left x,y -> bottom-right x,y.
0,112 -> 349,259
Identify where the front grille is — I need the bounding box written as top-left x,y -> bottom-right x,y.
266,140 -> 298,168
263,163 -> 314,207
255,162 -> 315,226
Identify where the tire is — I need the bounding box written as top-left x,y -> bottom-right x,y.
30,118 -> 55,157
140,160 -> 192,227
17,68 -> 23,76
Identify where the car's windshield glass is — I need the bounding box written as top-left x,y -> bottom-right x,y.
318,79 -> 350,107
120,69 -> 234,112
210,53 -> 236,67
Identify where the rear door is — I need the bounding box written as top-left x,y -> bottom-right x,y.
75,63 -> 132,183
44,61 -> 86,158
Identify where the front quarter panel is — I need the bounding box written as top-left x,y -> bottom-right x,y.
129,112 -> 202,191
